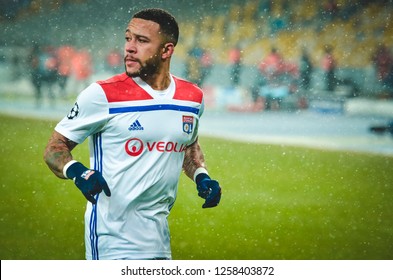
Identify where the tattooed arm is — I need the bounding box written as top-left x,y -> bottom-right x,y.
183,137 -> 221,208
43,131 -> 78,179
43,131 -> 110,203
182,137 -> 206,181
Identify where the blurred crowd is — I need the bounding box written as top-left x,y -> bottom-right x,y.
2,0 -> 393,110
185,40 -> 393,107
177,0 -> 393,110
26,43 -> 122,106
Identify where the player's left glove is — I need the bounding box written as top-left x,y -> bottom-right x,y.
196,173 -> 221,208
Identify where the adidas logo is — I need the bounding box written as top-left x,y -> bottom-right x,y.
128,120 -> 144,131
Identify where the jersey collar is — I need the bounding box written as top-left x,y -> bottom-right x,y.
132,75 -> 175,100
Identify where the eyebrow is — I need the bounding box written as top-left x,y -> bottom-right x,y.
124,30 -> 152,44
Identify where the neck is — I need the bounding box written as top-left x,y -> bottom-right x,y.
142,71 -> 171,90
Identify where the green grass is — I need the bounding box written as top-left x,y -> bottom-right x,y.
1,114 -> 393,260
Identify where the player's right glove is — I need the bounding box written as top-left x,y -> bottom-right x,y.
64,161 -> 111,204
196,173 -> 221,208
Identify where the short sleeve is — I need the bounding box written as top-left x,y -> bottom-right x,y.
187,96 -> 205,145
55,83 -> 109,144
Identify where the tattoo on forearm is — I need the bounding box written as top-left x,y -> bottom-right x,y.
183,140 -> 206,180
43,132 -> 77,179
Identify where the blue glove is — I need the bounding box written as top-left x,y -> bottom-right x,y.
66,161 -> 111,204
196,173 -> 221,208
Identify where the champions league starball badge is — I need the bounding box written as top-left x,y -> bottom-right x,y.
182,115 -> 193,134
67,102 -> 79,119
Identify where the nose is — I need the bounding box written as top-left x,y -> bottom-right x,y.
125,39 -> 136,53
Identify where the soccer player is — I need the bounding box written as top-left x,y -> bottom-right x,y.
43,8 -> 221,260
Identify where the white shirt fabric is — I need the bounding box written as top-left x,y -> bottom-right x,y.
55,73 -> 204,259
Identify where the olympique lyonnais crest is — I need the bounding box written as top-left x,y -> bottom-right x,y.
182,115 -> 194,134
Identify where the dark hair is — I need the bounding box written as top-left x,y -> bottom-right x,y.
133,8 -> 179,46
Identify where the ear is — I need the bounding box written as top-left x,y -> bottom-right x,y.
162,43 -> 175,59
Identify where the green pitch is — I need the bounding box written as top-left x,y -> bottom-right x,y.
1,114 -> 393,260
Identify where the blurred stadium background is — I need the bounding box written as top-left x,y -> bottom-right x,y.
1,0 -> 393,112
1,0 -> 393,260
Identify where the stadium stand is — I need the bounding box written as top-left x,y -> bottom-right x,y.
1,0 -> 393,114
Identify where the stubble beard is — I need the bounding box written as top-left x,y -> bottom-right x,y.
125,54 -> 161,78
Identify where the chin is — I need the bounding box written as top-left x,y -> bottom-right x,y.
126,70 -> 139,78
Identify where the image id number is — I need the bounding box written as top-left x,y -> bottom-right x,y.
214,266 -> 274,276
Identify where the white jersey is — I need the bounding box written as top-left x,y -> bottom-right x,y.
55,73 -> 204,259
